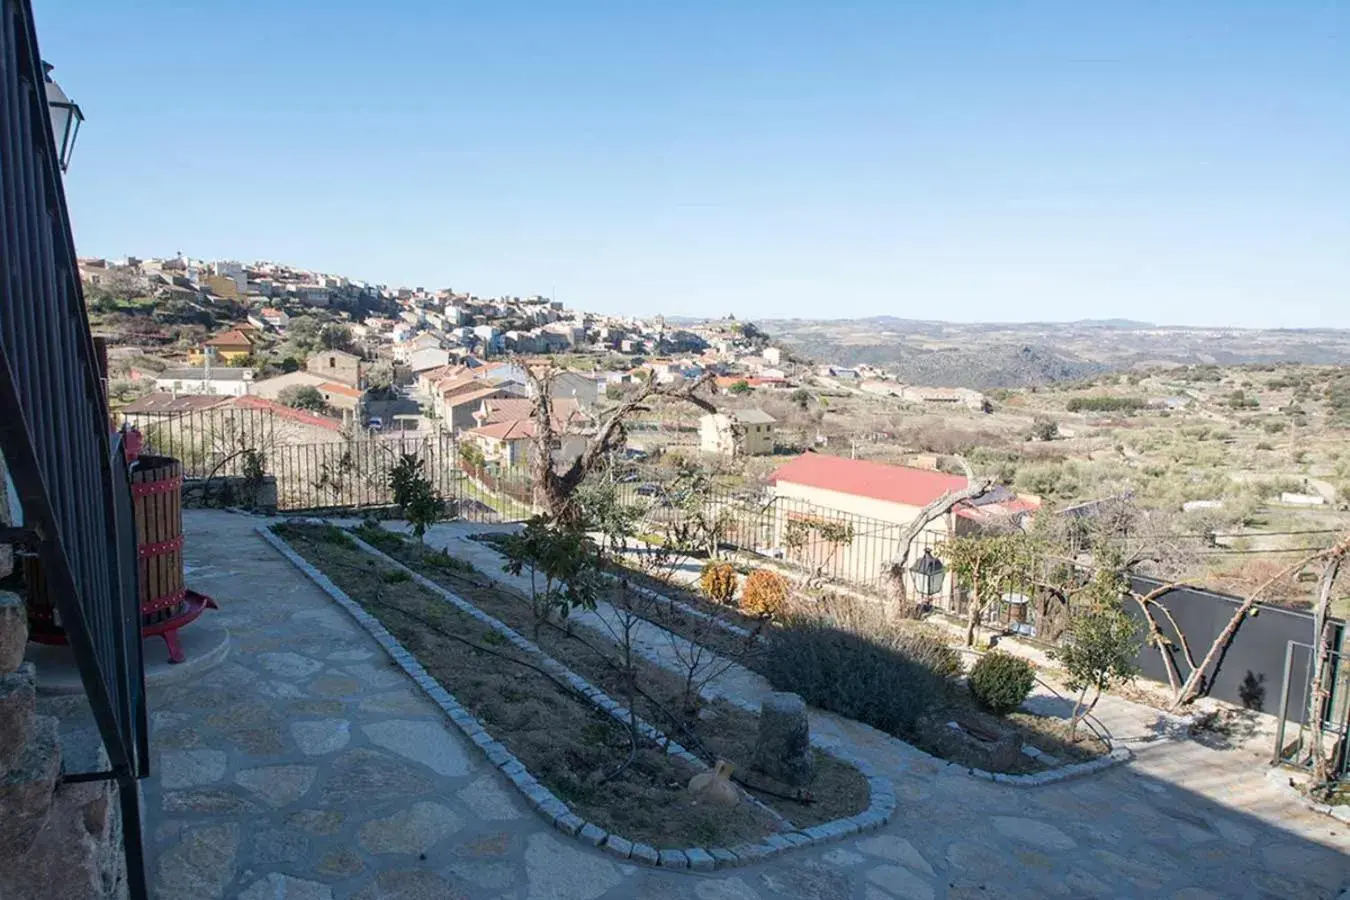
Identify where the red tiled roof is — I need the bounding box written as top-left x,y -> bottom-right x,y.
769,453 -> 969,508
477,398 -> 582,427
228,396 -> 342,431
319,381 -> 362,399
444,384 -> 511,408
205,329 -> 255,348
468,419 -> 536,441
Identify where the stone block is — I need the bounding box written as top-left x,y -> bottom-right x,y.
0,663 -> 37,771
0,715 -> 60,859
0,592 -> 27,673
658,849 -> 689,869
709,847 -> 739,868
752,692 -> 814,788
602,835 -> 632,859
0,773 -> 124,900
0,544 -> 13,580
578,823 -> 607,846
629,843 -> 660,865
554,814 -> 585,837
685,848 -> 715,871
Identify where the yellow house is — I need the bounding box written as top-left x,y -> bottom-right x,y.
699,409 -> 775,457
195,329 -> 256,364
202,273 -> 240,300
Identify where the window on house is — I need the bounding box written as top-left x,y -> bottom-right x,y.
329,356 -> 336,367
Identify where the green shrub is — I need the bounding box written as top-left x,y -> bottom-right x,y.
1066,396 -> 1147,414
699,561 -> 739,605
967,651 -> 1035,715
764,615 -> 943,737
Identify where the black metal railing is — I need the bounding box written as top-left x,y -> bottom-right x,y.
125,407 -> 277,479
0,1 -> 147,895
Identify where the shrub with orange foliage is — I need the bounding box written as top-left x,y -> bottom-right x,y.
740,569 -> 789,619
699,561 -> 739,605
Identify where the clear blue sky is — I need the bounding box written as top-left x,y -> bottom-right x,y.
37,1 -> 1349,328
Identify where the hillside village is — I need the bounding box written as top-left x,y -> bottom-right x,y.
81,252 -> 1350,616
84,253 -> 989,458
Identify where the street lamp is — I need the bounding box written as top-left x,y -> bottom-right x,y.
909,548 -> 946,598
43,62 -> 83,172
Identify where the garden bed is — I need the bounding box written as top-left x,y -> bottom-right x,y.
762,593 -> 1110,775
272,523 -> 784,848
353,524 -> 870,828
464,528 -> 1105,776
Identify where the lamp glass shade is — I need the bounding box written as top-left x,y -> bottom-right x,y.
43,65 -> 83,172
909,548 -> 946,597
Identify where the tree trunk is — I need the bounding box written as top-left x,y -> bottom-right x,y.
1309,554 -> 1344,785
1069,684 -> 1090,741
964,580 -> 981,648
1129,591 -> 1183,702
1173,543 -> 1348,709
885,457 -> 993,622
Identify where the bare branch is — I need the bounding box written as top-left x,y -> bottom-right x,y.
1174,536 -> 1350,708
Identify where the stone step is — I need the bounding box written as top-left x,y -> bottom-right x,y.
0,590 -> 27,673
0,662 -> 37,772
0,714 -> 61,860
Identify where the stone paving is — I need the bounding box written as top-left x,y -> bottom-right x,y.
141,509 -> 1350,899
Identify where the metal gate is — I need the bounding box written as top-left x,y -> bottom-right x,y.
0,0 -> 149,894
1273,638 -> 1350,782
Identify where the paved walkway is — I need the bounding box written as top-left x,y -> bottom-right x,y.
142,510 -> 1350,899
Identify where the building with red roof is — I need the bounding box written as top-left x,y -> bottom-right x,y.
766,452 -> 1039,591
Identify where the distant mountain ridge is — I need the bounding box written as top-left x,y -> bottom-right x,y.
755,316 -> 1350,389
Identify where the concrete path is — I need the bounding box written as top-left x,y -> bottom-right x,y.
140,510 -> 1350,899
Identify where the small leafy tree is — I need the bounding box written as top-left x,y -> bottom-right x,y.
727,380 -> 752,395
278,384 -> 327,412
939,533 -> 1034,647
319,322 -> 354,351
1051,569 -> 1141,739
1029,417 -> 1059,442
389,453 -> 444,542
791,388 -> 810,411
498,516 -> 601,640
459,441 -> 486,472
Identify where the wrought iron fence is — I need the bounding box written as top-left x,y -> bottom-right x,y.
0,1 -> 148,894
607,482 -> 1064,638
128,407 -> 277,479
265,434 -> 536,522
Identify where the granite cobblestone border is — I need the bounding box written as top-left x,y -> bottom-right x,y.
259,524 -> 897,869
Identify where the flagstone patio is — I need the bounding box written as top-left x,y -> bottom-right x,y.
131,509 -> 1350,899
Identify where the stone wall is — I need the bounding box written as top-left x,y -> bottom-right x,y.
0,590 -> 128,900
181,475 -> 278,514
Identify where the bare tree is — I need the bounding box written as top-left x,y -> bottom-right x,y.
1308,544 -> 1347,785
1060,536 -> 1350,711
525,364 -> 717,524
885,454 -> 993,617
